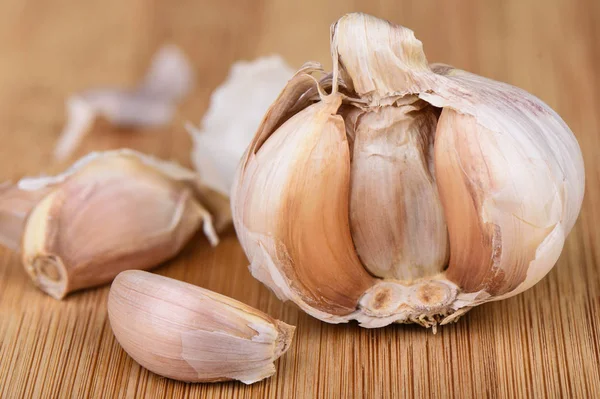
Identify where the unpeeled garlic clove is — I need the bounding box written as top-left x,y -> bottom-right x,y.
434,107 -> 567,298
0,149 -> 227,299
233,94 -> 375,318
108,270 -> 295,384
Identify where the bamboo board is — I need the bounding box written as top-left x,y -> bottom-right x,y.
1,0 -> 599,397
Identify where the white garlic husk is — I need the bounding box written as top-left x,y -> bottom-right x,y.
231,13 -> 585,329
187,55 -> 294,196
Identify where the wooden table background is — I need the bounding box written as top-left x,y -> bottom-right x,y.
1,0 -> 599,397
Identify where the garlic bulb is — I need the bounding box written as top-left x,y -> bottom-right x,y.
0,149 -> 229,299
231,13 -> 585,329
108,270 -> 294,384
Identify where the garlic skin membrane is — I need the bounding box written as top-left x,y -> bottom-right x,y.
231,13 -> 585,329
188,56 -> 294,196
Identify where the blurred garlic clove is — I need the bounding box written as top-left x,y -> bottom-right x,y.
231,13 -> 585,329
348,100 -> 448,280
108,270 -> 294,384
53,96 -> 96,162
138,44 -> 195,101
1,149 -> 222,299
54,45 -> 194,161
187,55 -> 295,196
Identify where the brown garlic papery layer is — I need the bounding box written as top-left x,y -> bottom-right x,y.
108,270 -> 295,384
231,13 -> 585,329
0,149 -> 230,299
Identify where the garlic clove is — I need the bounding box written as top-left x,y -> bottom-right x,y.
233,62 -> 328,254
5,149 -> 221,299
419,64 -> 583,299
348,100 -> 448,280
434,107 -> 568,298
423,64 -> 584,236
241,61 -> 328,169
233,94 -> 375,317
108,270 -> 294,384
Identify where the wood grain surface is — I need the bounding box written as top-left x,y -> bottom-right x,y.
1,0 -> 599,397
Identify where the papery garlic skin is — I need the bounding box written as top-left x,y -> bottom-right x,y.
108,270 -> 294,384
188,55 -> 294,196
1,149 -> 225,299
232,13 -> 585,329
54,45 -> 194,161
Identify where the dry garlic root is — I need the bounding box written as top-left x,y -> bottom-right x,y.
231,13 -> 585,329
0,149 -> 230,299
108,270 -> 294,384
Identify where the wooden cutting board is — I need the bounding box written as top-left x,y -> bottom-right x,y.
1,0 -> 599,397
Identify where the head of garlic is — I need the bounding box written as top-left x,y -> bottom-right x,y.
0,149 -> 229,299
231,13 -> 585,329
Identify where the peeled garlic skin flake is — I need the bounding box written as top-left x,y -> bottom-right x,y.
231,13 -> 585,329
54,45 -> 194,161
